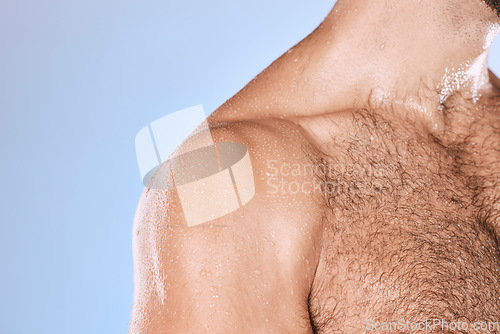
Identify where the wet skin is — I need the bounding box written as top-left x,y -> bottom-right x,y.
129,0 -> 500,333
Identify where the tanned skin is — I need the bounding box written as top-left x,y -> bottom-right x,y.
130,0 -> 500,333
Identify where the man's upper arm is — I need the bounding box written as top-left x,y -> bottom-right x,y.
129,121 -> 323,334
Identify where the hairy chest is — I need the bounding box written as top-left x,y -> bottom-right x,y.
307,111 -> 500,333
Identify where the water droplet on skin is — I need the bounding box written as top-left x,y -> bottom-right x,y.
253,269 -> 262,276
209,286 -> 218,293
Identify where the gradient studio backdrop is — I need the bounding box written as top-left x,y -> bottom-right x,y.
0,0 -> 499,333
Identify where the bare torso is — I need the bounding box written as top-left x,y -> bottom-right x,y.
130,92 -> 500,334
129,1 -> 500,332
302,97 -> 500,333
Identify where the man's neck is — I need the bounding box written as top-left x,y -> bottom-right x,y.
211,0 -> 500,130
323,0 -> 500,126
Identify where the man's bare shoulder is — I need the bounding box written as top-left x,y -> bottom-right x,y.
138,118 -> 325,229
130,118 -> 325,333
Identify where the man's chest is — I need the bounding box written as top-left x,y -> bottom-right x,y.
306,111 -> 500,333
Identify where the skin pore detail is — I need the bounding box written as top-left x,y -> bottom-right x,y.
130,0 -> 500,333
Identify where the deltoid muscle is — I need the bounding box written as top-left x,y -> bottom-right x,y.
135,105 -> 255,227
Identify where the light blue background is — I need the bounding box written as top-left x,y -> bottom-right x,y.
0,1 -> 498,333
